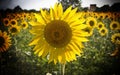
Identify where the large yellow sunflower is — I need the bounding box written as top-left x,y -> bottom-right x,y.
29,3 -> 89,64
0,30 -> 11,52
111,33 -> 120,45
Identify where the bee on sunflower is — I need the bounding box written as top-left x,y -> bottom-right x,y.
0,30 -> 11,52
29,3 -> 89,64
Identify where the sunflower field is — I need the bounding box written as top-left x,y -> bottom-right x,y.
0,2 -> 120,75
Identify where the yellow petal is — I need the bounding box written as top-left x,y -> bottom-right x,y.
58,55 -> 62,63
38,48 -> 44,57
65,7 -> 78,21
73,30 -> 89,37
34,47 -> 42,55
53,3 -> 59,19
58,3 -> 63,19
69,19 -> 85,27
29,39 -> 39,46
34,13 -> 46,25
61,6 -> 72,20
40,9 -> 50,23
72,24 -> 88,30
50,7 -> 54,20
68,43 -> 80,56
29,21 -> 41,26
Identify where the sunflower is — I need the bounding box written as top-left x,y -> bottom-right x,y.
110,21 -> 120,30
29,3 -> 89,64
27,15 -> 32,21
83,26 -> 93,36
93,12 -> 99,19
99,13 -> 106,20
99,27 -> 108,36
97,22 -> 105,30
86,17 -> 97,29
111,33 -> 120,45
20,21 -> 28,29
10,19 -> 18,26
3,18 -> 10,26
22,12 -> 27,18
0,30 -> 11,52
6,14 -> 11,19
8,25 -> 20,35
105,12 -> 112,19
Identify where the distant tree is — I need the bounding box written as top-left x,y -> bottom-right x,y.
83,7 -> 89,12
100,5 -> 110,12
58,0 -> 82,11
5,8 -> 13,13
13,6 -> 22,12
110,2 -> 120,12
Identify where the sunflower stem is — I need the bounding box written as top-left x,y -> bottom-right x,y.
61,64 -> 65,75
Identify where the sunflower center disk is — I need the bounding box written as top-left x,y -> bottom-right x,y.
5,20 -> 8,24
89,21 -> 94,26
22,24 -> 26,27
99,25 -> 102,28
11,28 -> 17,33
44,20 -> 72,48
101,30 -> 105,33
113,24 -> 117,28
0,37 -> 5,47
11,21 -> 16,25
115,37 -> 120,41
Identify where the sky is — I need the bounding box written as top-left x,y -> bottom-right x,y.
0,0 -> 58,10
0,0 -> 120,10
81,0 -> 120,7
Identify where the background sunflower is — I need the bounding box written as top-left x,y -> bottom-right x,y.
3,18 -> 10,26
111,33 -> 120,45
110,21 -> 120,30
20,21 -> 28,29
8,25 -> 21,35
0,30 -> 11,52
10,19 -> 18,26
86,17 -> 97,29
97,22 -> 105,30
99,27 -> 108,36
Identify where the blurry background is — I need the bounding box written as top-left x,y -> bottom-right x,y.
0,0 -> 120,10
